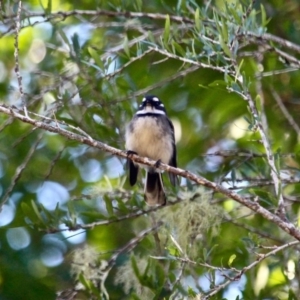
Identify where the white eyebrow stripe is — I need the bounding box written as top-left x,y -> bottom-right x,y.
136,109 -> 166,115
142,98 -> 146,102
159,103 -> 164,106
152,97 -> 160,101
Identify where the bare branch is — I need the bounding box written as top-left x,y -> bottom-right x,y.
0,131 -> 43,212
150,47 -> 234,75
245,32 -> 300,54
0,104 -> 300,240
271,89 -> 300,137
2,9 -> 194,25
13,1 -> 27,117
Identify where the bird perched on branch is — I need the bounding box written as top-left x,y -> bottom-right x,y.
125,95 -> 178,206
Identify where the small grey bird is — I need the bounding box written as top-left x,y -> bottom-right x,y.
125,95 -> 178,206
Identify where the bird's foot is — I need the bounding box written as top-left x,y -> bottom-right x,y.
127,150 -> 137,157
155,159 -> 162,168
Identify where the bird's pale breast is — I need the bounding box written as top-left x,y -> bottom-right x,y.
125,116 -> 173,164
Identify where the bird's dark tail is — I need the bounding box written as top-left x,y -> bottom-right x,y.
144,172 -> 166,206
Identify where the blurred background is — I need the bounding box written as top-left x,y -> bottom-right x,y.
1,0 -> 300,299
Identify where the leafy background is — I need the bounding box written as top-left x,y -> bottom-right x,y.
1,0 -> 300,299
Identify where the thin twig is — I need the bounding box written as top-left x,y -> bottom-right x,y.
271,88 -> 300,137
44,146 -> 67,181
150,47 -> 234,75
245,91 -> 286,219
244,32 -> 300,54
0,131 -> 44,212
2,9 -> 195,25
13,1 -> 27,117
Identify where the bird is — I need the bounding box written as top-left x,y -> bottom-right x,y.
125,95 -> 178,206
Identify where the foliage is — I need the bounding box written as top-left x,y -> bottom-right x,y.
1,0 -> 300,299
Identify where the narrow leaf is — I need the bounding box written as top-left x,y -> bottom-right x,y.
104,195 -> 114,216
228,254 -> 236,266
131,256 -> 141,279
170,234 -> 184,254
164,14 -> 170,43
71,33 -> 81,58
194,8 -> 201,31
260,4 -> 267,27
123,36 -> 130,58
31,200 -> 45,224
46,0 -> 52,14
88,47 -> 104,70
172,41 -> 185,56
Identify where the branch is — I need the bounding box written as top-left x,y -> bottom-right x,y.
1,105 -> 300,240
150,47 -> 234,75
2,9 -> 194,24
13,1 -> 27,117
204,240 -> 299,298
245,32 -> 300,54
271,89 -> 300,136
77,198 -> 181,230
244,92 -> 286,219
0,131 -> 43,212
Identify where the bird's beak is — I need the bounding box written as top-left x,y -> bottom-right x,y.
145,102 -> 153,110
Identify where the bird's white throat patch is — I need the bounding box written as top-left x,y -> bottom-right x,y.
136,105 -> 166,115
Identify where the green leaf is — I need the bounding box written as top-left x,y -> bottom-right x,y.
21,202 -> 42,226
67,201 -> 77,225
187,287 -> 197,297
230,82 -> 242,93
78,272 -> 90,290
123,36 -> 130,58
115,197 -> 128,213
219,35 -> 231,57
155,263 -> 165,289
45,0 -> 52,14
78,273 -> 101,298
194,8 -> 201,32
88,47 -> 105,70
274,148 -> 281,173
221,17 -> 228,43
171,41 -> 185,56
229,4 -> 241,23
57,27 -> 71,49
260,4 -> 267,27
71,33 -> 81,58
228,254 -> 236,267
30,200 -> 45,224
131,294 -> 142,300
235,59 -> 244,82
148,30 -> 155,44
164,14 -> 170,43
208,80 -> 227,88
131,255 -> 141,279
249,189 -> 275,205
203,244 -> 219,261
134,0 -> 142,11
104,195 -> 114,216
288,288 -> 297,300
